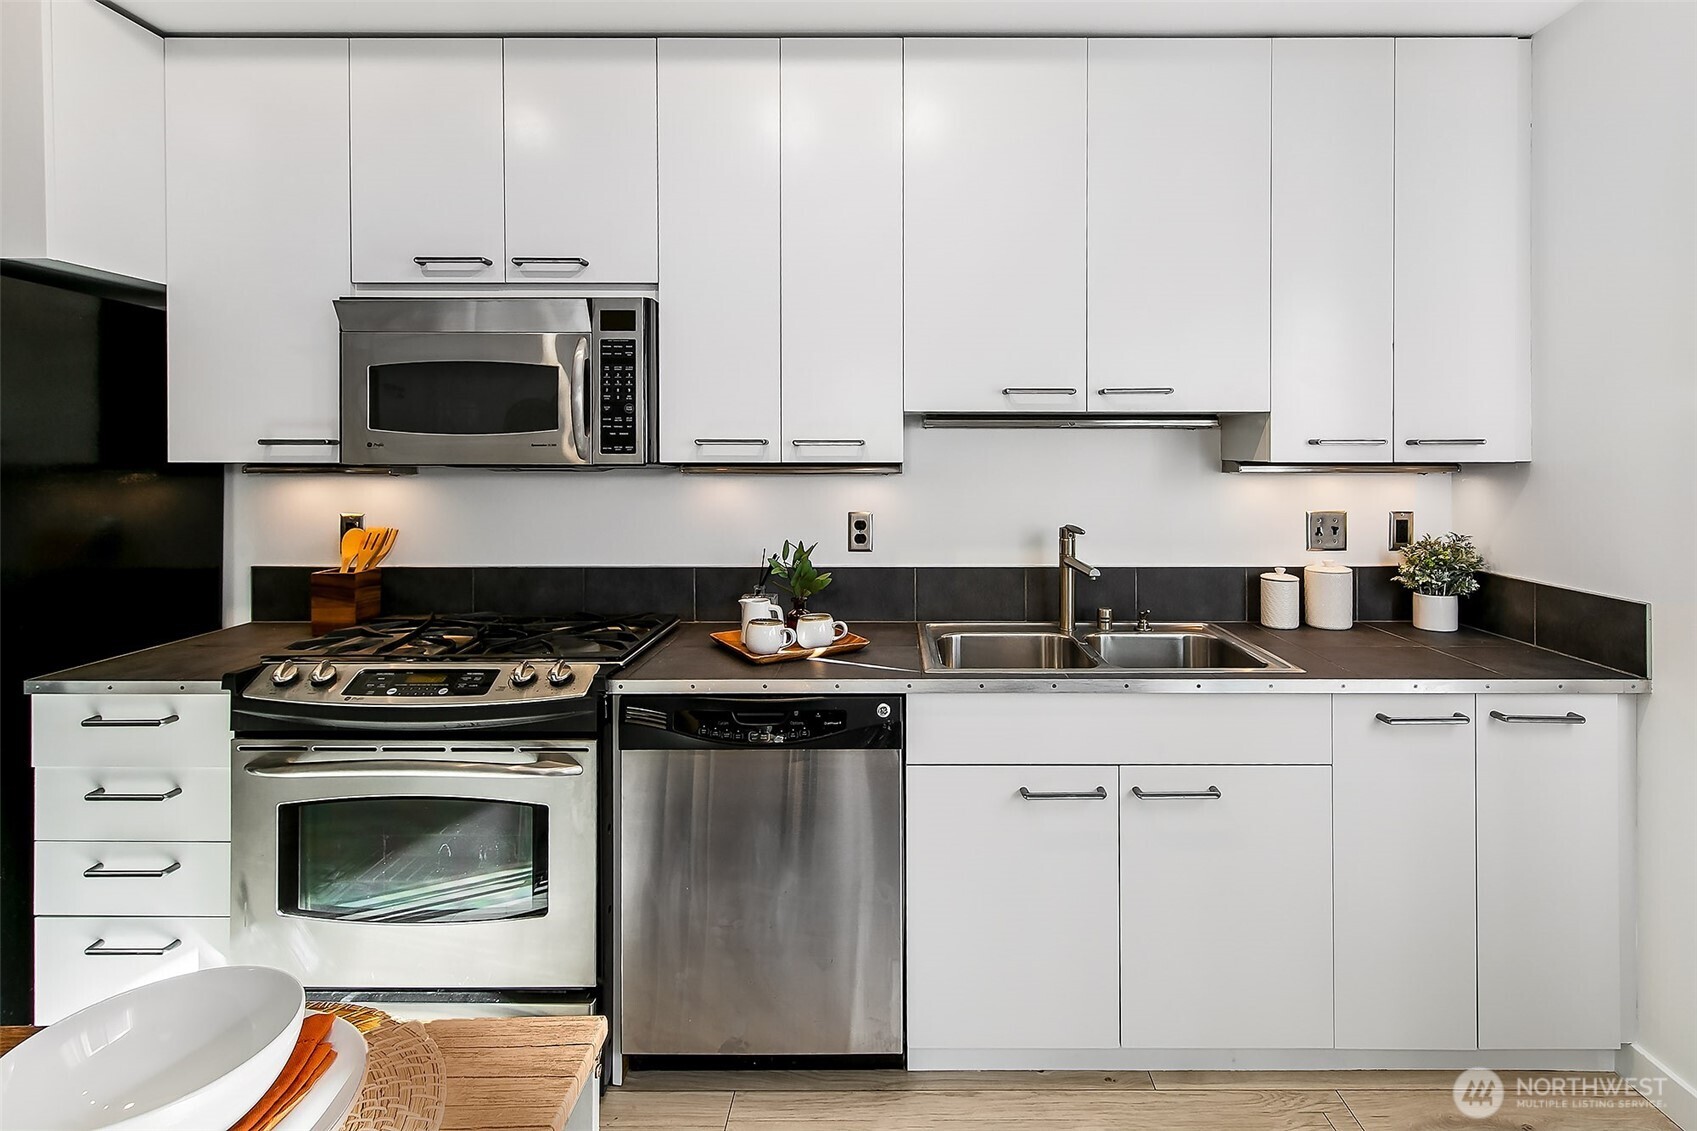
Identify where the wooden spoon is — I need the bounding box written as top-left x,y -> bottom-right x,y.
339,529 -> 366,573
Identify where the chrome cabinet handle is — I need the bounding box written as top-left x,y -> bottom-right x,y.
257,438 -> 339,447
1018,786 -> 1108,801
80,713 -> 179,728
791,439 -> 866,447
1307,438 -> 1388,446
1405,438 -> 1487,446
84,861 -> 181,879
412,255 -> 493,267
1489,710 -> 1587,724
84,785 -> 183,802
1374,712 -> 1471,726
511,256 -> 589,267
693,438 -> 769,446
1096,387 -> 1175,395
1131,785 -> 1222,801
1002,387 -> 1078,396
85,937 -> 182,957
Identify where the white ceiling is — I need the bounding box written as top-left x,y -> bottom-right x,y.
112,0 -> 1582,38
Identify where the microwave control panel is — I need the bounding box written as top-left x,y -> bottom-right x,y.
598,338 -> 639,455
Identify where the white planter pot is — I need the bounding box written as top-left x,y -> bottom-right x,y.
1413,593 -> 1460,632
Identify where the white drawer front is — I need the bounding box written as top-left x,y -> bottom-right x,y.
35,842 -> 230,916
36,768 -> 231,842
907,694 -> 1331,765
32,693 -> 231,768
34,917 -> 230,1024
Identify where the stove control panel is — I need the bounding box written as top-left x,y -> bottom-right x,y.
343,668 -> 499,697
243,661 -> 598,707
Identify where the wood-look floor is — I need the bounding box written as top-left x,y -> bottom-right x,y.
602,1069 -> 1680,1130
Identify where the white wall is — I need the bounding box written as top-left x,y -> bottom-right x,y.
1456,0 -> 1696,1123
228,423 -> 1452,620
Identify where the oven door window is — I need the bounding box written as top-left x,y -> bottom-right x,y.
278,797 -> 548,923
368,360 -> 560,435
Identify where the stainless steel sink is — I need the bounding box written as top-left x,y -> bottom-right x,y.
920,622 -> 1301,675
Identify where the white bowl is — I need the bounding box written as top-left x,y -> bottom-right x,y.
0,966 -> 305,1131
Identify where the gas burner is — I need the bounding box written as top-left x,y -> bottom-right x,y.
272,612 -> 678,665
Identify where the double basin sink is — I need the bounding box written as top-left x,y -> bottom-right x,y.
921,622 -> 1301,675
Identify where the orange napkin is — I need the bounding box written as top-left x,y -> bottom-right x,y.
228,1012 -> 339,1131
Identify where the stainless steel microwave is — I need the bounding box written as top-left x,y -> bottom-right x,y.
336,297 -> 655,467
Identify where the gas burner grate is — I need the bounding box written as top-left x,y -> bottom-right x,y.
275,612 -> 678,664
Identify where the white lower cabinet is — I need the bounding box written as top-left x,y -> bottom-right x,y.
1120,764 -> 1333,1049
906,765 -> 1120,1051
34,917 -> 230,1025
1477,695 -> 1624,1049
1333,696 -> 1477,1049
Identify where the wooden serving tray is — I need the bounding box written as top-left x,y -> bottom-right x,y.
711,628 -> 872,665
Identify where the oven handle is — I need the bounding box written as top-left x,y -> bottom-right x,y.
566,336 -> 590,464
242,752 -> 584,778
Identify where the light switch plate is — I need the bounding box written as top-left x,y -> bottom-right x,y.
1389,511 -> 1414,551
1307,510 -> 1347,551
340,513 -> 365,538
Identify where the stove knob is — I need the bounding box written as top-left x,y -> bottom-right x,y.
547,660 -> 575,688
510,661 -> 538,688
270,661 -> 300,687
307,660 -> 339,689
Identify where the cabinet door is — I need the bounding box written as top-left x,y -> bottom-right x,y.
657,40 -> 781,464
503,39 -> 657,284
1121,765 -> 1332,1049
1478,695 -> 1622,1049
779,39 -> 903,464
1333,696 -> 1476,1049
1394,39 -> 1531,461
350,39 -> 504,283
907,765 -> 1120,1051
904,39 -> 1086,414
1269,40 -> 1393,462
1087,40 -> 1270,414
165,39 -> 349,463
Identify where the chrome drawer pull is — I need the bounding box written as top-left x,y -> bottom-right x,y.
1096,387 -> 1175,395
1131,785 -> 1222,801
790,439 -> 867,447
257,438 -> 339,447
1405,438 -> 1487,446
1001,387 -> 1078,396
1018,786 -> 1108,801
510,256 -> 589,267
693,438 -> 769,446
1489,710 -> 1587,725
80,713 -> 180,728
83,861 -> 181,879
84,785 -> 183,802
412,255 -> 493,267
1307,438 -> 1388,446
84,937 -> 182,957
1374,712 -> 1471,726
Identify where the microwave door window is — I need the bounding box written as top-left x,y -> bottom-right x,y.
368,361 -> 560,435
280,797 -> 549,924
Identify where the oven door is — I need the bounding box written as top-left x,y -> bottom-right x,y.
341,330 -> 592,466
231,739 -> 596,990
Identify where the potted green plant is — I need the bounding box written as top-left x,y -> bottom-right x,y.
767,540 -> 833,624
1395,532 -> 1485,632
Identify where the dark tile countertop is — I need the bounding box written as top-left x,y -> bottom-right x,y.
23,622 -> 312,693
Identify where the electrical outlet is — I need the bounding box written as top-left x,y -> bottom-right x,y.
340,513 -> 365,538
1389,511 -> 1414,550
848,511 -> 874,552
1306,510 -> 1347,551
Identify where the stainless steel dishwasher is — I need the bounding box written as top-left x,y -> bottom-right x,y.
618,695 -> 903,1058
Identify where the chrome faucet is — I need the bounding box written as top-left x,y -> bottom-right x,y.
1057,524 -> 1101,637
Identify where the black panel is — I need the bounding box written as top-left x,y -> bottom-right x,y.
369,361 -> 558,435
915,567 -> 1027,622
1535,583 -> 1650,678
1461,572 -> 1538,644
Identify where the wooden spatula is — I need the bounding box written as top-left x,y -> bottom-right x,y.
365,527 -> 399,570
338,529 -> 366,573
351,528 -> 386,572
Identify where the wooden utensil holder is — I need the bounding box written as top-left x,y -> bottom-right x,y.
311,568 -> 383,635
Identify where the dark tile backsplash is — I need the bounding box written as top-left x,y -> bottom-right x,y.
248,563 -> 1650,676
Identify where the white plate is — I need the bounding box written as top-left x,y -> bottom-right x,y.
272,1016 -> 369,1131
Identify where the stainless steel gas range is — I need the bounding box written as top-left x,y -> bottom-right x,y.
225,613 -> 675,1017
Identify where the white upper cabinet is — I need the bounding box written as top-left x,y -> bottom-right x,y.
657,40 -> 782,464
0,0 -> 164,283
1394,38 -> 1531,461
779,39 -> 904,464
165,39 -> 350,464
349,40 -> 505,284
1265,39 -> 1394,462
503,39 -> 658,284
904,40 -> 1087,414
1087,40 -> 1270,414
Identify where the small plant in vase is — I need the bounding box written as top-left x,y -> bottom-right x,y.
768,540 -> 833,625
1396,532 -> 1485,632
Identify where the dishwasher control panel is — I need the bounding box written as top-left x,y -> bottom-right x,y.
622,696 -> 901,749
685,707 -> 847,744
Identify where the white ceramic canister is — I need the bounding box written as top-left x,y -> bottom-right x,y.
1259,567 -> 1301,630
1304,561 -> 1354,630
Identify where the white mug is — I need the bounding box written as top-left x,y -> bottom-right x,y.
739,594 -> 783,633
795,613 -> 849,649
742,617 -> 797,655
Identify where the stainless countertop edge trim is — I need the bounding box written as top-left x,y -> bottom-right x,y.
24,680 -> 232,695
610,678 -> 1648,695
